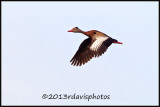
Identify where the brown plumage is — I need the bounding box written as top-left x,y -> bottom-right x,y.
68,27 -> 122,66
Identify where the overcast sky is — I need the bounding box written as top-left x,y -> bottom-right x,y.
2,1 -> 158,106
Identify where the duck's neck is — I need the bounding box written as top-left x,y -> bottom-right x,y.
77,29 -> 91,38
77,29 -> 84,33
82,31 -> 92,38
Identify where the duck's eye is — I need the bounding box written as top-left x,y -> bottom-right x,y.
93,32 -> 97,34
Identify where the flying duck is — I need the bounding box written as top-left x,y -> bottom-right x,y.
68,27 -> 122,66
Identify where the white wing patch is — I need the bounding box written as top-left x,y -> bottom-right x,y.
90,36 -> 108,51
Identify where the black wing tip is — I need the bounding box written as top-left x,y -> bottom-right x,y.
70,58 -> 87,66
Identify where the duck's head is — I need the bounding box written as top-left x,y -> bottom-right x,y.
68,27 -> 83,33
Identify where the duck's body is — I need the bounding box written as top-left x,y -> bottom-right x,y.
68,27 -> 122,66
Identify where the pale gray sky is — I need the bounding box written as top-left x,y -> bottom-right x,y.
2,1 -> 158,105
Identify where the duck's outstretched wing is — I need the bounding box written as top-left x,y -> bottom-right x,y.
70,37 -> 113,66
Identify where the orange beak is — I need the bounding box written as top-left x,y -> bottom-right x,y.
68,29 -> 73,32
